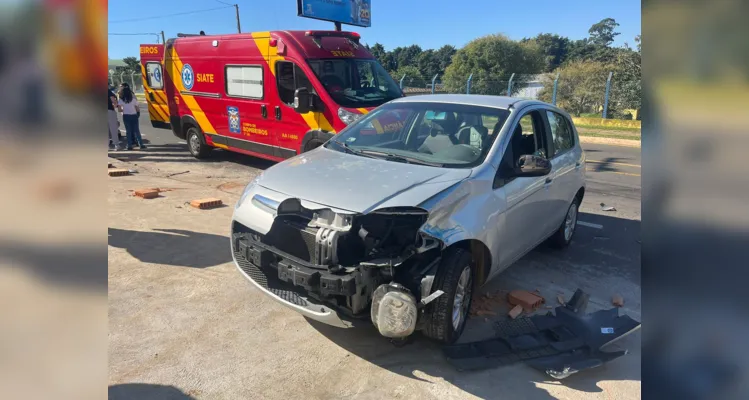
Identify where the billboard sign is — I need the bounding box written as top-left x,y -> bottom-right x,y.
297,0 -> 371,28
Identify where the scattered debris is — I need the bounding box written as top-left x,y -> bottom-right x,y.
508,290 -> 545,311
557,295 -> 566,305
443,288 -> 641,379
612,294 -> 624,307
508,305 -> 523,319
190,198 -> 223,209
128,169 -> 138,174
167,170 -> 190,177
476,310 -> 497,317
545,305 -> 553,309
108,169 -> 130,177
218,182 -> 245,191
134,189 -> 159,199
469,290 -> 505,317
600,202 -> 617,211
108,163 -> 114,168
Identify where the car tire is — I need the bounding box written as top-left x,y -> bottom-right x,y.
186,125 -> 212,159
549,197 -> 579,249
423,248 -> 474,344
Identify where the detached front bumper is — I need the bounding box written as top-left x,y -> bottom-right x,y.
231,226 -> 355,329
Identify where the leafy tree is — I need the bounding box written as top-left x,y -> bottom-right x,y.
537,60 -> 611,116
122,56 -> 140,73
443,34 -> 544,95
369,43 -> 388,67
588,18 -> 620,47
434,45 -> 457,75
390,65 -> 425,88
416,49 -> 439,79
395,45 -> 422,69
610,47 -> 641,118
522,33 -> 570,72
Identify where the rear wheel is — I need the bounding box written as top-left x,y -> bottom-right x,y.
186,126 -> 212,159
548,198 -> 579,248
423,248 -> 474,344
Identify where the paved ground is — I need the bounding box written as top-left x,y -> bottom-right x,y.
108,117 -> 641,399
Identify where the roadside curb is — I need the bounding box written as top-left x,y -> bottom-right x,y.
579,135 -> 640,148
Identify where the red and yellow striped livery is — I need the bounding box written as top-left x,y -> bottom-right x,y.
140,30 -> 404,162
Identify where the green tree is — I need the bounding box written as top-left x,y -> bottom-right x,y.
416,49 -> 439,79
390,65 -> 425,89
395,45 -> 422,69
610,47 -> 641,119
434,45 -> 457,75
122,56 -> 140,73
588,18 -> 620,47
538,60 -> 611,116
369,43 -> 388,68
443,34 -> 544,95
522,33 -> 571,72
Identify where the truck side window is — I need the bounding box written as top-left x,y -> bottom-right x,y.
276,61 -> 315,106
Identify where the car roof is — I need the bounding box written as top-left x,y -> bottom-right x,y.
389,94 -> 556,112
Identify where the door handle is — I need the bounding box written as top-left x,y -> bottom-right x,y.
275,106 -> 281,120
261,105 -> 267,119
148,92 -> 156,102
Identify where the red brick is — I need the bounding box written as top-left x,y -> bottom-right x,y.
108,163 -> 114,168
508,290 -> 545,311
108,169 -> 130,177
134,189 -> 159,199
190,198 -> 223,209
508,305 -> 523,319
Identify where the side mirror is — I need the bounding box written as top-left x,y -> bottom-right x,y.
514,154 -> 551,177
294,87 -> 311,114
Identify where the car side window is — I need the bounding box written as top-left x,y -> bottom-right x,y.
495,110 -> 549,188
276,61 -> 315,106
546,111 -> 575,156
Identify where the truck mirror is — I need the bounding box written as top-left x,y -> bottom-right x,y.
294,88 -> 310,114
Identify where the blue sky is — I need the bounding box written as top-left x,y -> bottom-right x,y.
108,0 -> 641,59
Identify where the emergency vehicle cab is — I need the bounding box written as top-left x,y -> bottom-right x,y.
140,30 -> 404,161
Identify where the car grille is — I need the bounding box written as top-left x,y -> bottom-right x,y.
232,233 -> 308,307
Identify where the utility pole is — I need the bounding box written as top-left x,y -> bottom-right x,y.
235,4 -> 241,33
334,22 -> 342,31
160,30 -> 165,45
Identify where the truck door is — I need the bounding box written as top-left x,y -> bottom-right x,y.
139,44 -> 170,129
272,60 -> 325,157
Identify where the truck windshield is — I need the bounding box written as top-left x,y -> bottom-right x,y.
307,59 -> 403,108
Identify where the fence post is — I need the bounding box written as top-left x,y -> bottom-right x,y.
552,72 -> 560,106
399,74 -> 406,90
603,71 -> 613,119
506,73 -> 516,96
466,73 -> 473,94
130,71 -> 137,91
431,74 -> 438,94
119,72 -> 124,88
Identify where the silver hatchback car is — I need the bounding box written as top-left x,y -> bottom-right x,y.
231,95 -> 585,344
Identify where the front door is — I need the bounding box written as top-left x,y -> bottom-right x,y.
491,109 -> 555,271
273,60 -> 322,157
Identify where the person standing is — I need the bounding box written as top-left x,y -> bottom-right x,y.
108,87 -> 121,150
118,86 -> 146,150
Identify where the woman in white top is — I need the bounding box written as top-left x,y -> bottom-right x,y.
117,86 -> 146,150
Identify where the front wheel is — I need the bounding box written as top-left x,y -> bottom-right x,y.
423,248 -> 474,344
303,138 -> 325,153
186,126 -> 212,159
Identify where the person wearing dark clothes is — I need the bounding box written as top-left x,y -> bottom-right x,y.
117,86 -> 146,150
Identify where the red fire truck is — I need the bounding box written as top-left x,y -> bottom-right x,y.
140,30 -> 404,161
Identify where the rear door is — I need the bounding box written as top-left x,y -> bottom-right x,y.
139,44 -> 170,129
544,109 -> 583,226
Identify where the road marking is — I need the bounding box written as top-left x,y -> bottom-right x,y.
586,168 -> 641,177
577,221 -> 604,229
586,160 -> 641,168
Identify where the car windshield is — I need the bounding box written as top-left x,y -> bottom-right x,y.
307,58 -> 403,107
324,102 -> 511,168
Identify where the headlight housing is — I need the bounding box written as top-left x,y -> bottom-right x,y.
236,175 -> 260,209
338,107 -> 363,126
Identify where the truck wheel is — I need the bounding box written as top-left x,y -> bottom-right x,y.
303,138 -> 324,153
548,197 -> 579,248
186,126 -> 212,159
423,248 -> 474,344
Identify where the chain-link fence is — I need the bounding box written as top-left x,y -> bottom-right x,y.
108,71 -> 145,93
394,71 -> 640,120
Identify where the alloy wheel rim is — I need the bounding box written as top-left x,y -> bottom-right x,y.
564,205 -> 577,241
452,267 -> 472,331
189,132 -> 200,154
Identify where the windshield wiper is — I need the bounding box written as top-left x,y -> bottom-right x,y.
358,149 -> 443,167
332,140 -> 378,159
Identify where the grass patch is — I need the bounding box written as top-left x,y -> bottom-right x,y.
578,130 -> 641,141
576,124 -> 641,132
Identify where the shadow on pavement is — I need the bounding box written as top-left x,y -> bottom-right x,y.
109,383 -> 196,400
308,212 -> 641,399
109,143 -> 275,171
108,228 -> 232,268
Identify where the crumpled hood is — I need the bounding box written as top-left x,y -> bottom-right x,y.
257,147 -> 471,213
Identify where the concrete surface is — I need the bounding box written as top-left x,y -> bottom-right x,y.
108,118 -> 641,399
